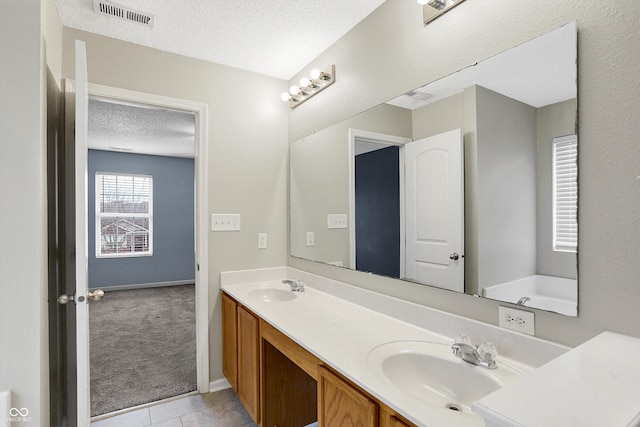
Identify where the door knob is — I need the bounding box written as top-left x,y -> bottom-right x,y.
449,252 -> 460,260
88,289 -> 105,302
57,294 -> 74,305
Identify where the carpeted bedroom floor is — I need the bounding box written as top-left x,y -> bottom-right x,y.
89,285 -> 196,417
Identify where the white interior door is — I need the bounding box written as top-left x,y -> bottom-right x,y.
75,39 -> 91,426
405,128 -> 464,292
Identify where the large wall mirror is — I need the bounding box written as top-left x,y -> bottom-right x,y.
290,23 -> 578,317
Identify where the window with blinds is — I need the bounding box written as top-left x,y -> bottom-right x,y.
552,135 -> 578,252
96,173 -> 153,257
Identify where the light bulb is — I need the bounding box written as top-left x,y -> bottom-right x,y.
300,77 -> 312,88
310,69 -> 321,80
289,85 -> 300,95
281,92 -> 290,102
416,0 -> 429,4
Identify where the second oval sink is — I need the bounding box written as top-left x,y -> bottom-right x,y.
367,341 -> 524,412
248,288 -> 297,302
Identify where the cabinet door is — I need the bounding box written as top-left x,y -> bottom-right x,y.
388,416 -> 411,427
238,305 -> 260,424
380,406 -> 415,427
318,366 -> 378,427
221,293 -> 237,390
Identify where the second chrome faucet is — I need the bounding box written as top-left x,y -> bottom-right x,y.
451,333 -> 497,369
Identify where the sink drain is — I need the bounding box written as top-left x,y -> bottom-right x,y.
445,403 -> 462,412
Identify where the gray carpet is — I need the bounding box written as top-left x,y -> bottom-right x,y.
89,285 -> 197,416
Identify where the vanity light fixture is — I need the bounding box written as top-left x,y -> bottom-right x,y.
417,0 -> 466,24
281,65 -> 335,109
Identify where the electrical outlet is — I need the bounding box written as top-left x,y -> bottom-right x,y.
257,233 -> 267,249
499,306 -> 535,336
306,231 -> 315,246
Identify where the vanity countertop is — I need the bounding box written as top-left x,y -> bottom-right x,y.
473,331 -> 640,427
221,275 -> 539,427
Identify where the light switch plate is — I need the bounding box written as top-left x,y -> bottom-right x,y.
211,214 -> 241,231
327,214 -> 348,229
499,306 -> 535,336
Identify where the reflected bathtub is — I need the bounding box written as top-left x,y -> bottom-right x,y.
482,275 -> 577,316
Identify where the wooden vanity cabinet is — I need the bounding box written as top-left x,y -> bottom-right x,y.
222,291 -> 416,427
221,293 -> 260,424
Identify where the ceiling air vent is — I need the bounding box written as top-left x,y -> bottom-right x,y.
92,0 -> 155,27
405,90 -> 433,101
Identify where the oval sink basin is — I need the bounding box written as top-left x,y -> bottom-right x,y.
248,288 -> 297,302
367,341 -> 523,412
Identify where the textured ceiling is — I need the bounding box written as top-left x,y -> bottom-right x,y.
88,98 -> 196,158
54,0 -> 386,80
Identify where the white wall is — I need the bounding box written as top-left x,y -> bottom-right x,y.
0,0 -> 53,425
60,28 -> 289,383
476,85 -> 538,290
288,0 -> 640,347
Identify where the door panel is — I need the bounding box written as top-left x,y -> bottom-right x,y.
405,129 -> 464,292
74,39 -> 91,426
49,71 -> 77,427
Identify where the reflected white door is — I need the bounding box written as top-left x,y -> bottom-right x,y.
75,39 -> 91,426
405,129 -> 464,292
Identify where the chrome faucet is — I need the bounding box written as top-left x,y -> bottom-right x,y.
516,296 -> 531,306
282,279 -> 305,292
451,335 -> 497,369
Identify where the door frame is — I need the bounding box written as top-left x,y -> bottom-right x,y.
69,81 -> 210,421
348,129 -> 411,275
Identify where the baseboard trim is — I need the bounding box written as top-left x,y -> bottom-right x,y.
209,378 -> 231,393
92,280 -> 195,292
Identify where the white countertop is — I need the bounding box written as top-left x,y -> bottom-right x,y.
221,274 -> 540,427
473,331 -> 640,427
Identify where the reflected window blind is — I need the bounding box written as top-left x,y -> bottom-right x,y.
553,135 -> 578,252
95,173 -> 153,257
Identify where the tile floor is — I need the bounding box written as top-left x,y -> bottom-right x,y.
90,389 -> 257,427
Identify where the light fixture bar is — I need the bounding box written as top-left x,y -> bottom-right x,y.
281,65 -> 335,109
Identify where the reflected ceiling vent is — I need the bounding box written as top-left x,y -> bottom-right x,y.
405,90 -> 433,101
92,0 -> 155,27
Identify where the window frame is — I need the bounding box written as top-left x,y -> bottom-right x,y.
552,134 -> 578,253
95,172 -> 154,258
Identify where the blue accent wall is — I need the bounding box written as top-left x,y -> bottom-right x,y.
88,150 -> 195,288
355,146 -> 400,278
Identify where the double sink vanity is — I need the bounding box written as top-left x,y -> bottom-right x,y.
220,267 -> 640,427
217,17 -> 640,427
